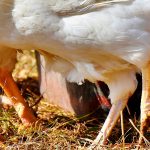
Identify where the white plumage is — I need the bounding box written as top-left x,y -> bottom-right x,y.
0,0 -> 150,147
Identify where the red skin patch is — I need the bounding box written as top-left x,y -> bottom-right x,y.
97,95 -> 111,109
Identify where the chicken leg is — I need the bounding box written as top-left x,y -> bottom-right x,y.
140,63 -> 150,144
89,97 -> 128,149
0,68 -> 37,126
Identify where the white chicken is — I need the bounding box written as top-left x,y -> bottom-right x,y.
0,0 -> 150,147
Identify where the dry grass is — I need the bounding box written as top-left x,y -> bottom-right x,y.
0,51 -> 149,150
0,101 -> 91,149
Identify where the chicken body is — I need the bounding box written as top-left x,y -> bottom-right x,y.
0,0 -> 150,146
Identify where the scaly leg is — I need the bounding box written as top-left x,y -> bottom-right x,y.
0,68 -> 37,126
139,64 -> 150,144
89,98 -> 128,149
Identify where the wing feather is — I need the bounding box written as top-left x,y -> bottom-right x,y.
55,0 -> 132,16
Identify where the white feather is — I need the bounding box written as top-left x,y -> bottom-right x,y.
0,0 -> 149,106
1,0 -> 150,145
